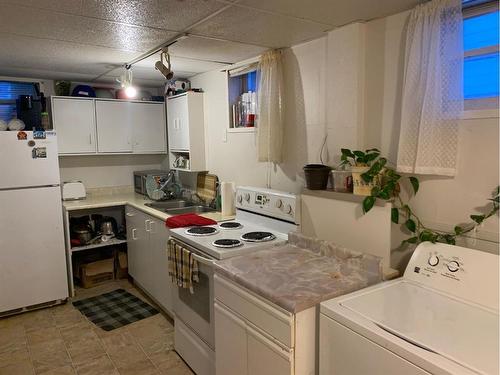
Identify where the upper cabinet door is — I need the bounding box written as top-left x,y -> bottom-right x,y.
167,95 -> 190,151
52,98 -> 96,154
96,101 -> 133,153
131,102 -> 166,153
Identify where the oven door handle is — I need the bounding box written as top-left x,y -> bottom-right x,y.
191,252 -> 216,267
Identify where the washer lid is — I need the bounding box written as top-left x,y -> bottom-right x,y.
340,281 -> 499,375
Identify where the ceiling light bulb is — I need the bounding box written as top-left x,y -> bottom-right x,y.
125,86 -> 137,98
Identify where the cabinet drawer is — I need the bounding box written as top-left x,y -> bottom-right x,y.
214,274 -> 294,347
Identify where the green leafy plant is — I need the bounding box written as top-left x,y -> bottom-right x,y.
340,148 -> 381,167
341,148 -> 499,245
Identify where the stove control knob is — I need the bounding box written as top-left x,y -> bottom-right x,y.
285,204 -> 293,214
237,195 -> 242,204
244,193 -> 251,202
428,255 -> 439,267
447,261 -> 460,273
276,199 -> 283,209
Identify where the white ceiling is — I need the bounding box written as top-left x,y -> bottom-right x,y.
0,0 -> 422,88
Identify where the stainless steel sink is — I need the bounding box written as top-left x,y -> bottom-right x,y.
145,200 -> 193,210
164,206 -> 216,215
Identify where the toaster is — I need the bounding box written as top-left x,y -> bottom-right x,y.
62,181 -> 86,201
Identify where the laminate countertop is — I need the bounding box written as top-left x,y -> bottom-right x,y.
215,232 -> 383,313
62,186 -> 234,222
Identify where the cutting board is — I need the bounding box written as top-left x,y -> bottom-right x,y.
197,173 -> 218,203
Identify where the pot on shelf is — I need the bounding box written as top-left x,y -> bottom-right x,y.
303,164 -> 332,190
351,166 -> 380,196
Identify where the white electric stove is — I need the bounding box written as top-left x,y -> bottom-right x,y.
170,186 -> 299,375
319,241 -> 499,375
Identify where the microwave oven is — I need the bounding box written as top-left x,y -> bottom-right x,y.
133,170 -> 170,196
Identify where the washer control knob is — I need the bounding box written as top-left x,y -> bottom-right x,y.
237,195 -> 242,204
285,204 -> 293,214
276,199 -> 283,209
244,193 -> 251,202
447,261 -> 460,273
428,255 -> 439,267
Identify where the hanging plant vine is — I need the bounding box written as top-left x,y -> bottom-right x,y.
340,148 -> 500,245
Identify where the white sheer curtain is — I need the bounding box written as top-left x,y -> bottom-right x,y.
397,0 -> 463,176
257,50 -> 284,164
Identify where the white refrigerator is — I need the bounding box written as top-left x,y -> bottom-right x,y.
0,130 -> 68,315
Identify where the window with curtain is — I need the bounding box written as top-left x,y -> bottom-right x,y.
227,63 -> 258,129
463,2 -> 499,110
0,81 -> 38,121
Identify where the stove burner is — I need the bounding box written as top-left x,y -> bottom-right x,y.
185,226 -> 219,236
219,222 -> 243,230
241,231 -> 276,242
212,239 -> 243,248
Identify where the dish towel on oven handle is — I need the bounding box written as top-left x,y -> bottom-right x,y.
167,239 -> 199,294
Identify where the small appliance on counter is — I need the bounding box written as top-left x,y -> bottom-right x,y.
133,169 -> 170,196
62,181 -> 86,201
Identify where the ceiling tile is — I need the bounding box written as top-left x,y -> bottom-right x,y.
168,36 -> 267,63
190,5 -> 330,48
0,3 -> 175,52
233,0 -> 421,26
0,67 -> 98,82
81,0 -> 226,31
0,33 -> 136,76
1,0 -> 83,14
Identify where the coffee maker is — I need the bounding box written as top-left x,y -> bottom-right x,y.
16,92 -> 45,130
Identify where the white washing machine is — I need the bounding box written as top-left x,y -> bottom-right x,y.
319,242 -> 499,375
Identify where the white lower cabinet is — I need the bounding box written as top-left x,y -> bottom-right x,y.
126,206 -> 172,315
214,275 -> 315,375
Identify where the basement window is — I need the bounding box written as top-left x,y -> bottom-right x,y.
463,3 -> 499,111
227,62 -> 258,131
0,81 -> 38,122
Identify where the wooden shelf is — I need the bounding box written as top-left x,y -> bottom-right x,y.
71,238 -> 127,253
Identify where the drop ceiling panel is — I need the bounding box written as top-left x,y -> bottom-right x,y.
0,67 -> 98,82
168,36 -> 267,63
81,0 -> 226,31
190,5 -> 330,48
0,3 -> 175,52
233,0 -> 421,26
0,34 -> 137,75
1,0 -> 83,14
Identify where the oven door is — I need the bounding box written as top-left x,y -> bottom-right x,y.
172,239 -> 215,349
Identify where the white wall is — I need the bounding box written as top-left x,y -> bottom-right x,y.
59,155 -> 165,189
191,11 -> 499,248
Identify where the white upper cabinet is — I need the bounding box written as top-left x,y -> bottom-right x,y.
166,92 -> 206,171
96,101 -> 133,153
50,97 -> 167,155
131,102 -> 166,153
51,97 -> 96,154
167,94 -> 190,151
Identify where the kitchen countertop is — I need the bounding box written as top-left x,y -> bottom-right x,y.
215,232 -> 383,313
62,186 -> 234,222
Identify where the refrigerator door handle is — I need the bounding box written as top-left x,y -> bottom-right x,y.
132,228 -> 137,240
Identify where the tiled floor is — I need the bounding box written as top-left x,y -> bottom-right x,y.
0,280 -> 193,375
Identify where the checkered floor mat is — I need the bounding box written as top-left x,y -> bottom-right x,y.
73,289 -> 159,331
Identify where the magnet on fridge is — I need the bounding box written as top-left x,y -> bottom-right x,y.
28,140 -> 36,147
17,131 -> 27,140
33,130 -> 46,139
32,147 -> 47,159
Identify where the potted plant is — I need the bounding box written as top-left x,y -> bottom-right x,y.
340,148 -> 383,195
346,148 -> 500,246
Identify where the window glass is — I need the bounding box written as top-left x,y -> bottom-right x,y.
463,11 -> 499,51
0,81 -> 37,121
463,9 -> 499,101
464,53 -> 500,99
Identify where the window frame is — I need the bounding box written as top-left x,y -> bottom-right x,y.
462,1 -> 499,118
